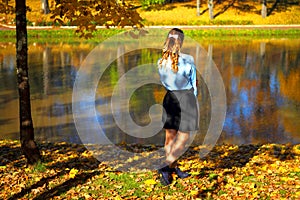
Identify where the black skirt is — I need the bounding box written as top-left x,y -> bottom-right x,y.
162,88 -> 199,132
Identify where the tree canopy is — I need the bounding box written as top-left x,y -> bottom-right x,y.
0,0 -> 144,38
0,0 -> 14,14
51,0 -> 144,38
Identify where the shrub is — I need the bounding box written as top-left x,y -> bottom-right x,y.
140,0 -> 165,9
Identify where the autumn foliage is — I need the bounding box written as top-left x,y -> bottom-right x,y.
1,140 -> 299,199
51,0 -> 144,38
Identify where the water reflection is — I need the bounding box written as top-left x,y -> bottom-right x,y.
0,42 -> 93,143
0,38 -> 299,145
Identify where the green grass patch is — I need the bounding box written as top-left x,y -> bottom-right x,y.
0,29 -> 124,43
185,28 -> 300,38
1,28 -> 300,44
242,175 -> 256,183
208,173 -> 218,180
31,161 -> 47,173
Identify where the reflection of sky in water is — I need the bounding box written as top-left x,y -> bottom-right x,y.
230,77 -> 238,95
269,70 -> 285,107
224,77 -> 241,138
223,57 -> 299,144
240,89 -> 253,119
270,71 -> 277,94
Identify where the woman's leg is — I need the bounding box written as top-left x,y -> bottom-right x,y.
166,131 -> 189,165
158,129 -> 177,185
159,130 -> 190,185
164,129 -> 177,157
166,131 -> 191,178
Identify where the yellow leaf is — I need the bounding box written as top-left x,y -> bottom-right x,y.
69,168 -> 78,179
252,191 -> 259,198
144,179 -> 157,185
281,176 -> 294,182
146,187 -> 153,192
81,151 -> 91,157
228,145 -> 238,151
83,193 -> 91,199
261,165 -> 267,171
106,20 -> 113,25
190,171 -> 200,176
114,185 -> 123,189
178,165 -> 189,171
190,190 -> 198,195
115,196 -> 123,200
133,155 -> 139,161
227,177 -> 235,184
235,186 -> 243,191
257,174 -> 265,180
249,183 -> 256,189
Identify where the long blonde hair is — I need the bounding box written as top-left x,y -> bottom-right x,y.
159,28 -> 184,73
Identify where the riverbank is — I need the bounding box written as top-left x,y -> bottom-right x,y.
1,26 -> 300,44
1,140 -> 299,199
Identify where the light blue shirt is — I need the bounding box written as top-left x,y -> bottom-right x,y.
158,53 -> 197,96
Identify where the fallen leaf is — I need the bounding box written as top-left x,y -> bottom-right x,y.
144,179 -> 157,185
69,168 -> 78,179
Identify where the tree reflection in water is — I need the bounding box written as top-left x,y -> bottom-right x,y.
0,38 -> 299,145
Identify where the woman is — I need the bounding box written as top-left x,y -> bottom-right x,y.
157,28 -> 199,185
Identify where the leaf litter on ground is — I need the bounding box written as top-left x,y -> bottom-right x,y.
0,140 -> 299,199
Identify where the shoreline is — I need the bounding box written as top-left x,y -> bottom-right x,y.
1,24 -> 300,31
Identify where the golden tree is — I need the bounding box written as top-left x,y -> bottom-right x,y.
51,0 -> 144,38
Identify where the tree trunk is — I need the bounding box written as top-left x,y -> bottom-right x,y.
41,0 -> 50,14
208,0 -> 214,20
43,47 -> 51,95
196,0 -> 201,16
261,0 -> 267,18
16,0 -> 41,165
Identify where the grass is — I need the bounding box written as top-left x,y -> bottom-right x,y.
0,28 -> 299,44
0,29 -> 125,43
31,161 -> 47,173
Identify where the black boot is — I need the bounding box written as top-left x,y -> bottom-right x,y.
174,167 -> 190,179
158,166 -> 173,186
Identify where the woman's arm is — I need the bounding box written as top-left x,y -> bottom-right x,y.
190,64 -> 198,97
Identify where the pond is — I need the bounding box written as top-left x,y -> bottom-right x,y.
0,34 -> 299,145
